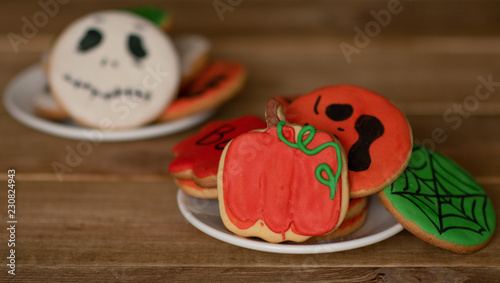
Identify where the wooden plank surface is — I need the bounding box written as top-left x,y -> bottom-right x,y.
0,181 -> 499,282
0,0 -> 499,281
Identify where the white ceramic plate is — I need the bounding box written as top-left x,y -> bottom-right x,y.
177,189 -> 404,254
3,65 -> 215,142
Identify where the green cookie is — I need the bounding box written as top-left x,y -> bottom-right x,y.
378,144 -> 496,253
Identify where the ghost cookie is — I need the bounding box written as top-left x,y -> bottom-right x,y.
38,33 -> 209,123
47,10 -> 180,129
174,34 -> 211,86
378,145 -> 496,254
158,61 -> 246,122
217,99 -> 349,243
169,115 -> 266,198
286,85 -> 412,198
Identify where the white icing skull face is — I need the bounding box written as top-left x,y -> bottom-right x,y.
48,11 -> 180,129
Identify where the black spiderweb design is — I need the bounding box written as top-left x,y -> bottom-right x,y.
389,145 -> 491,236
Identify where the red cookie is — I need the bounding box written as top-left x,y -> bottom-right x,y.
307,197 -> 367,242
169,115 -> 266,196
286,85 -> 412,198
159,61 -> 246,122
218,100 -> 350,243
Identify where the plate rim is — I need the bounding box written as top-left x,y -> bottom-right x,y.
177,189 -> 404,254
3,64 -> 215,142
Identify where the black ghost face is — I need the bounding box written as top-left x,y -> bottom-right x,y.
48,11 -> 180,129
316,96 -> 385,172
66,25 -> 153,101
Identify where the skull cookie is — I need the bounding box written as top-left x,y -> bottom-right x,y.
286,85 -> 413,198
47,10 -> 180,129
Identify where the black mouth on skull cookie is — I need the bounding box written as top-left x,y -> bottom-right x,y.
347,115 -> 384,172
315,95 -> 385,172
63,73 -> 151,101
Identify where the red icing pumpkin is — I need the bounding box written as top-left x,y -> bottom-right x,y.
286,85 -> 412,197
218,121 -> 349,243
169,115 -> 266,187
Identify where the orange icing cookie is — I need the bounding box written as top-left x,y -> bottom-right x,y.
286,85 -> 412,198
169,115 -> 266,189
159,61 -> 246,122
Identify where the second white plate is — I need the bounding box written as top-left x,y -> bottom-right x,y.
177,190 -> 404,254
3,65 -> 215,142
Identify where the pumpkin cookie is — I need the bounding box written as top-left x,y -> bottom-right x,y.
169,115 -> 266,198
307,197 -> 368,242
217,99 -> 350,243
286,85 -> 412,198
378,145 -> 496,254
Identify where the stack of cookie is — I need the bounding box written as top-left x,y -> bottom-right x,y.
36,7 -> 246,129
170,84 -> 496,253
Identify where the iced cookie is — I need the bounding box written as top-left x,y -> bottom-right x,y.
159,61 -> 246,122
307,197 -> 368,242
47,10 -> 180,129
169,115 -> 266,198
378,145 -> 496,254
286,85 -> 412,198
174,34 -> 211,86
218,99 -> 349,243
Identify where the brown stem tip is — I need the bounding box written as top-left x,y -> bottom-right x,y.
265,98 -> 284,127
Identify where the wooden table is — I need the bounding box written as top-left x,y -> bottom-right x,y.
1,0 -> 499,281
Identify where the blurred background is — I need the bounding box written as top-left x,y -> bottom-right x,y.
1,0 -> 499,177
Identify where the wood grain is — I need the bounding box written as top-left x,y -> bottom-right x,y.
0,183 -> 500,273
0,181 -> 498,281
0,0 -> 499,281
1,0 -> 500,36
